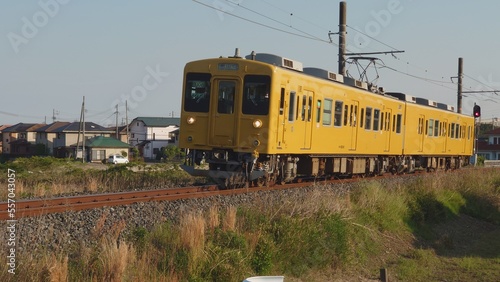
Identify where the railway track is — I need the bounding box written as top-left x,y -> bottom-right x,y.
0,171 -> 438,220
0,180 -> 323,220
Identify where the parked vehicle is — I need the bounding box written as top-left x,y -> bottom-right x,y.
108,154 -> 129,164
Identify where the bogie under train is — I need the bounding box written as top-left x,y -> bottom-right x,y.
179,51 -> 474,187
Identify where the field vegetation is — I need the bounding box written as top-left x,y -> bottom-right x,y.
0,157 -> 499,281
0,156 -> 196,199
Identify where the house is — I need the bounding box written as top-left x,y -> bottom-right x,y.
0,125 -> 12,154
84,136 -> 130,163
129,117 -> 180,160
52,122 -> 115,158
477,128 -> 500,160
106,125 -> 129,143
34,122 -> 70,155
2,123 -> 45,156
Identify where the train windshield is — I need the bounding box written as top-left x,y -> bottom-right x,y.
242,75 -> 271,115
184,73 -> 211,113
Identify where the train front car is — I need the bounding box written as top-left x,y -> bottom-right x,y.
179,52 -> 277,188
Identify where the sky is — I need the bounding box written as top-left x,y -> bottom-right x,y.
2,0 -> 500,126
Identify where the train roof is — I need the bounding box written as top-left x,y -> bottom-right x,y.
242,51 -> 458,113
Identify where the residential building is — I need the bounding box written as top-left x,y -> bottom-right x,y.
129,117 -> 180,160
84,136 -> 130,163
477,128 -> 500,160
34,122 -> 70,155
52,122 -> 115,158
0,125 -> 12,154
2,123 -> 45,156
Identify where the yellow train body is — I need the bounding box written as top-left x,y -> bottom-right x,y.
179,52 -> 474,186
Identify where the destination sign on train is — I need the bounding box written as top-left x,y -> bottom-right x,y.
218,63 -> 239,71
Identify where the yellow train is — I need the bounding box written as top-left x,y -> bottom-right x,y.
179,51 -> 474,187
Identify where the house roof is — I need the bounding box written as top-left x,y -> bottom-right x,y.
86,136 -> 130,148
483,128 -> 500,136
53,122 -> 114,133
106,125 -> 129,133
2,123 -> 45,132
0,125 -> 12,131
34,122 -> 71,132
132,117 -> 180,127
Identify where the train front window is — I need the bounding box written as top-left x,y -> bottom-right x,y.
184,73 -> 211,113
242,75 -> 270,115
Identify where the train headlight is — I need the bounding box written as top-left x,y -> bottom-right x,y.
253,139 -> 260,147
187,136 -> 193,142
187,116 -> 196,124
252,119 -> 263,128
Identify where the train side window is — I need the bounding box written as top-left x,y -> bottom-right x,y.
468,126 -> 471,140
365,107 -> 372,130
184,72 -> 211,113
455,124 -> 459,139
428,119 -> 434,136
449,124 -> 452,138
380,112 -> 384,131
360,108 -> 365,128
392,115 -> 396,132
425,120 -> 429,135
396,114 -> 402,134
316,100 -> 322,123
296,96 -> 300,120
434,120 -> 439,137
373,109 -> 380,131
308,96 -> 313,122
288,91 -> 296,122
343,105 -> 349,126
418,118 -> 423,134
386,112 -> 390,131
323,99 -> 333,126
301,95 -> 306,121
352,105 -> 358,127
279,88 -> 285,115
334,101 -> 343,126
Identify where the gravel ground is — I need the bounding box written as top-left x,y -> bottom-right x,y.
0,176 -> 413,257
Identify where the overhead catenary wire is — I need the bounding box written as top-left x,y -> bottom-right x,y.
192,0 -> 332,44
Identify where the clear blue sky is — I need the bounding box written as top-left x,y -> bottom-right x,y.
2,0 -> 500,126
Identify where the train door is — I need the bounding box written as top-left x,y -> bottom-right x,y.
209,79 -> 238,147
418,114 -> 425,152
461,123 -> 467,153
442,120 -> 448,153
276,87 -> 286,148
350,101 -> 359,150
302,91 -> 314,149
384,109 -> 392,151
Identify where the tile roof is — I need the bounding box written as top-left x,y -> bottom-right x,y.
86,136 -> 130,148
132,117 -> 180,127
34,122 -> 71,132
2,123 -> 45,132
53,122 -> 115,133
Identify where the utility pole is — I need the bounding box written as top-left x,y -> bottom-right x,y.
82,96 -> 85,163
338,1 -> 347,76
330,1 -> 403,81
115,104 -> 119,139
126,100 -> 129,144
457,57 -> 463,114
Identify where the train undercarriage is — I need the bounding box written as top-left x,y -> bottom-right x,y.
181,149 -> 470,188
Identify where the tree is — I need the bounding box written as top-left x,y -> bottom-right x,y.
162,145 -> 184,162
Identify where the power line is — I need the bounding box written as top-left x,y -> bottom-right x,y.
192,0 -> 331,44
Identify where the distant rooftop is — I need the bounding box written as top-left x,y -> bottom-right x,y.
132,117 -> 180,127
